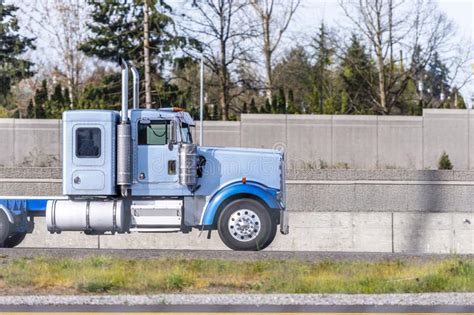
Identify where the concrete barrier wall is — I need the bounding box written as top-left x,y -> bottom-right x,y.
2,109 -> 474,170
1,168 -> 471,254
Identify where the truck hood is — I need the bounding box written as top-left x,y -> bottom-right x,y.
195,146 -> 284,195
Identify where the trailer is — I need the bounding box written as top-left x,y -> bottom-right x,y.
0,60 -> 288,251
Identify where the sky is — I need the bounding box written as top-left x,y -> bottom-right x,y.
288,0 -> 473,40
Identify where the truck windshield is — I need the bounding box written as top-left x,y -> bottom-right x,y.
181,123 -> 193,144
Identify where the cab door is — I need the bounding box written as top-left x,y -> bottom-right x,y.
136,119 -> 178,185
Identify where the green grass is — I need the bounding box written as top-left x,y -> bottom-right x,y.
0,256 -> 472,294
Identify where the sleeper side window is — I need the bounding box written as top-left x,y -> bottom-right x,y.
138,120 -> 169,145
76,128 -> 101,158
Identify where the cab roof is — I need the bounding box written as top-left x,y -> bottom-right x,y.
130,108 -> 195,126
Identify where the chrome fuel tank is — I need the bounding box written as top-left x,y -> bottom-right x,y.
46,199 -> 129,234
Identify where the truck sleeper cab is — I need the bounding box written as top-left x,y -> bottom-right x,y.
0,60 -> 288,250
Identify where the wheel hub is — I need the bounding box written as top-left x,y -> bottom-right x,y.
228,209 -> 261,242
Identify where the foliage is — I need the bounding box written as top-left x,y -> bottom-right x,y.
0,106 -> 9,118
310,23 -> 334,114
438,151 -> 453,170
1,256 -> 472,294
1,1 -> 471,119
80,0 -> 188,108
339,34 -> 375,114
273,46 -> 313,113
0,2 -> 35,115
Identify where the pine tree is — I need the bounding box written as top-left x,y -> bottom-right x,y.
277,88 -> 286,113
339,34 -> 374,114
33,80 -> 48,118
212,104 -> 219,120
324,97 -> 335,114
44,84 -> 67,118
0,2 -> 35,113
273,46 -> 313,113
261,99 -> 272,113
286,89 -> 299,114
63,88 -> 71,107
311,23 -> 333,114
426,52 -> 450,103
80,0 -> 186,108
242,102 -> 248,114
203,104 -> 210,120
249,98 -> 258,113
26,99 -> 34,118
340,90 -> 348,114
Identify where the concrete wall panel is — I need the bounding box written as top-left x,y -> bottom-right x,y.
423,109 -> 469,170
14,119 -> 61,167
286,115 -> 332,169
241,114 -> 286,150
351,212 -> 392,252
393,213 -> 454,253
332,116 -> 377,169
377,116 -> 423,169
0,119 -> 14,167
195,121 -> 240,147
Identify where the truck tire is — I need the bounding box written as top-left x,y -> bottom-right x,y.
4,232 -> 27,248
0,211 -> 10,247
217,198 -> 275,251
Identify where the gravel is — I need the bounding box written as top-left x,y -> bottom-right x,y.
0,293 -> 473,306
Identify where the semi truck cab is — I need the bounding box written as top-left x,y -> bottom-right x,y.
0,60 -> 288,251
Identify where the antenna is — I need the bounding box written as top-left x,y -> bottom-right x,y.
199,55 -> 204,146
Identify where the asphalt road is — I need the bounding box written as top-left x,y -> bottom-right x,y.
0,304 -> 473,313
1,248 -> 472,262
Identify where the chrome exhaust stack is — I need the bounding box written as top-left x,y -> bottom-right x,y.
130,62 -> 140,109
120,59 -> 129,123
117,59 -> 132,196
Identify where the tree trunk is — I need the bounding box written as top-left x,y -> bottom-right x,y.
262,15 -> 273,103
220,22 -> 228,120
143,0 -> 152,109
375,44 -> 387,112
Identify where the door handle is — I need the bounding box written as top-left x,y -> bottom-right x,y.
168,160 -> 176,175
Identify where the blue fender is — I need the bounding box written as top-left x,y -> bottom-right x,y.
201,181 -> 281,226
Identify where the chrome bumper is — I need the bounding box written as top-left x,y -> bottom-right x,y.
279,209 -> 289,235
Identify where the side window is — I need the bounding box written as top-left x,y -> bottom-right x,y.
76,128 -> 101,158
138,120 -> 169,145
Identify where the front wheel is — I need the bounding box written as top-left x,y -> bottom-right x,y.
217,198 -> 275,251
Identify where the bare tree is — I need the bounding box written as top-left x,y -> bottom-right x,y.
143,0 -> 153,109
180,0 -> 253,120
19,0 -> 89,108
248,0 -> 300,103
339,0 -> 459,114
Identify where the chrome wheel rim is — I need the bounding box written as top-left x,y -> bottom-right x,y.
228,209 -> 261,242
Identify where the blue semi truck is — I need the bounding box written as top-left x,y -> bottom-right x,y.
0,61 -> 288,250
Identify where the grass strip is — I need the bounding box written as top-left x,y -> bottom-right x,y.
0,256 -> 472,294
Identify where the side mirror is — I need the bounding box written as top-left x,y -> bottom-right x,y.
169,120 -> 178,150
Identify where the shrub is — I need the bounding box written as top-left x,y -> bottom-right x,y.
438,151 -> 453,170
